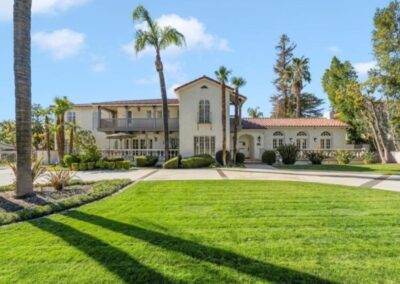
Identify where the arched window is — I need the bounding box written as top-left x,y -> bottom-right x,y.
198,100 -> 210,123
296,131 -> 308,149
272,131 -> 284,149
320,131 -> 332,149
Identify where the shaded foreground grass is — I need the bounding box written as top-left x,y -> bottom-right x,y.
276,163 -> 400,175
1,180 -> 400,283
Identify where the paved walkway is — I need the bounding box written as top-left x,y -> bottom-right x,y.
0,165 -> 399,192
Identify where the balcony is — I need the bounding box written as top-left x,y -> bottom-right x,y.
98,118 -> 179,132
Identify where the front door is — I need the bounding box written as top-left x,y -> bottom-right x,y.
239,140 -> 250,158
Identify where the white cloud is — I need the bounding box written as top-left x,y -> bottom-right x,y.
91,62 -> 105,73
328,45 -> 341,53
123,14 -> 230,58
33,29 -> 85,59
354,61 -> 376,76
134,76 -> 157,85
167,83 -> 181,98
0,0 -> 89,21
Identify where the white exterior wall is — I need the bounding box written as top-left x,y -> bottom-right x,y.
176,78 -> 230,157
114,106 -> 179,119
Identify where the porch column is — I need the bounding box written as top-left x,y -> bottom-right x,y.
153,106 -> 156,130
97,106 -> 101,129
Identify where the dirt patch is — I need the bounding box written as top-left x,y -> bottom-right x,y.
0,185 -> 92,213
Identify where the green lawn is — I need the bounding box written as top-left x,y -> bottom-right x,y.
1,180 -> 400,283
276,163 -> 400,175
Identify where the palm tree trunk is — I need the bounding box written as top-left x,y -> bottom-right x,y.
155,51 -> 170,161
69,127 -> 74,154
233,88 -> 239,164
45,115 -> 50,164
295,87 -> 301,118
14,0 -> 33,197
221,83 -> 227,166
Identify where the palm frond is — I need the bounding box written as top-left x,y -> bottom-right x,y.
231,76 -> 247,88
215,66 -> 232,82
132,5 -> 153,28
159,26 -> 186,50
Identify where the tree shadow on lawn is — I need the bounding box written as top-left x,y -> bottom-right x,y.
66,211 -> 336,284
29,218 -> 176,283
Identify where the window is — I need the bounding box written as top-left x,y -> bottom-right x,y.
146,110 -> 152,119
194,136 -> 215,155
272,131 -> 284,149
320,131 -> 332,149
157,110 -> 162,119
92,111 -> 98,129
67,111 -> 76,123
132,139 -> 139,149
170,138 -> 179,149
140,139 -> 146,149
198,100 -> 211,123
148,139 -> 153,149
124,139 -> 129,149
296,131 -> 308,150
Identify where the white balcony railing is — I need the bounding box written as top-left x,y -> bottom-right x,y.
98,118 -> 179,132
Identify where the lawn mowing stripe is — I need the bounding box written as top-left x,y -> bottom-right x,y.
359,175 -> 391,188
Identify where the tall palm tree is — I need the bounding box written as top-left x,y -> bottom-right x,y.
66,122 -> 78,154
52,97 -> 72,163
231,76 -> 246,164
215,66 -> 232,166
287,57 -> 311,118
14,0 -> 33,197
132,5 -> 185,161
247,107 -> 264,118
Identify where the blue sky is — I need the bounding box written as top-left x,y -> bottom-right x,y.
0,0 -> 390,120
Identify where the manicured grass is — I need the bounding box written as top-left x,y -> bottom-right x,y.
276,163 -> 400,175
1,180 -> 400,283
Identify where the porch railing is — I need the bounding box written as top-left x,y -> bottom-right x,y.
98,118 -> 179,132
261,148 -> 367,161
100,149 -> 179,160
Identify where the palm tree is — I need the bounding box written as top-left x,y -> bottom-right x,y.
247,107 -> 264,118
52,97 -> 72,163
66,122 -> 78,154
14,0 -> 33,197
132,5 -> 185,161
37,107 -> 53,164
231,76 -> 246,164
287,57 -> 311,118
215,66 -> 232,166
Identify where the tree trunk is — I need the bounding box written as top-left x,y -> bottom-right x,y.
14,0 -> 33,197
69,127 -> 74,154
233,88 -> 239,164
45,115 -> 50,164
155,51 -> 170,161
221,82 -> 227,166
295,86 -> 301,118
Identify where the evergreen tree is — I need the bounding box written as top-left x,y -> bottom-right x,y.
271,34 -> 296,117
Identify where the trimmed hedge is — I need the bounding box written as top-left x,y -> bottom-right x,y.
71,163 -> 80,171
63,154 -> 80,168
306,152 -> 326,165
215,150 -> 231,165
163,156 -> 181,169
262,150 -> 276,165
136,156 -> 158,167
235,152 -> 245,164
181,156 -> 213,169
79,163 -> 88,171
0,179 -> 131,226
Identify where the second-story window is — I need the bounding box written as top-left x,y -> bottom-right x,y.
146,110 -> 152,119
198,100 -> 210,123
66,111 -> 76,123
157,110 -> 162,119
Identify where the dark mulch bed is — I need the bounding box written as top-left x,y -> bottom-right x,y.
0,185 -> 92,213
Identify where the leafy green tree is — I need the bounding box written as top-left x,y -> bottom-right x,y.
271,34 -> 296,118
247,107 -> 264,118
287,57 -> 311,118
0,120 -> 16,146
322,57 -> 365,142
295,93 -> 324,117
231,76 -> 246,163
215,66 -> 232,166
132,5 -> 185,161
31,104 -> 46,150
14,0 -> 33,196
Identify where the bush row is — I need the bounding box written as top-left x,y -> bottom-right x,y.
70,160 -> 131,171
0,179 -> 131,226
163,154 -> 215,169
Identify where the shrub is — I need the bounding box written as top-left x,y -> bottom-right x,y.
95,160 -> 105,169
79,163 -> 88,171
87,162 -> 95,170
362,151 -> 375,164
71,163 -> 80,171
215,150 -> 231,165
235,152 -> 245,164
136,156 -> 158,167
262,150 -> 276,165
334,150 -> 355,165
63,154 -> 80,168
115,161 -> 124,169
277,144 -> 299,165
122,160 -> 131,170
106,161 -> 116,170
103,157 -> 124,162
181,156 -> 213,168
45,169 -> 77,191
163,156 -> 180,169
306,151 -> 326,165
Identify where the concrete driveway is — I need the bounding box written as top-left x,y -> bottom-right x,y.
0,166 -> 399,192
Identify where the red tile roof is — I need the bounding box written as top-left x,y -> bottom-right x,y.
241,118 -> 348,129
74,99 -> 179,107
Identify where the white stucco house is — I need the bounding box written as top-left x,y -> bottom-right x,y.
67,75 -> 355,161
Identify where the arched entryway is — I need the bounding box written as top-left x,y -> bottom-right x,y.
238,134 -> 255,159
